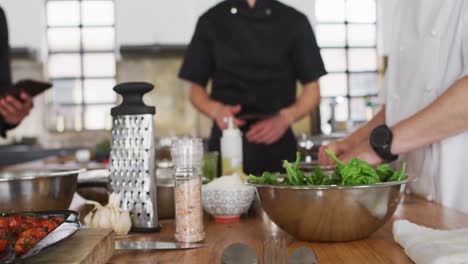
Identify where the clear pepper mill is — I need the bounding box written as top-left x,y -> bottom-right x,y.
109,82 -> 160,232
171,138 -> 205,242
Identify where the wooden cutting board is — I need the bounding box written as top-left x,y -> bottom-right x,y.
24,228 -> 114,264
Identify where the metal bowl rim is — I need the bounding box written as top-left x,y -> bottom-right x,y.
0,168 -> 86,182
246,175 -> 416,190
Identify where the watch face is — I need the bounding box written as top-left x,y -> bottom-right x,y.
371,126 -> 390,147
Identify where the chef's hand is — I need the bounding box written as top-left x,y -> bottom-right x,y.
318,139 -> 352,166
215,104 -> 245,130
337,140 -> 382,166
246,113 -> 290,145
0,92 -> 33,126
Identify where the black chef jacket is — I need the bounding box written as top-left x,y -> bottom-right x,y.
0,7 -> 14,138
179,0 -> 327,175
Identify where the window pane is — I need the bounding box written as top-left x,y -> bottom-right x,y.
316,0 -> 345,22
82,28 -> 115,51
348,48 -> 377,71
350,97 -> 368,121
84,105 -> 113,130
84,79 -> 117,103
348,25 -> 376,47
335,96 -> 349,121
320,97 -> 349,134
48,28 -> 80,51
321,49 -> 347,72
47,1 -> 80,26
81,1 -> 114,26
48,54 -> 82,78
349,73 -> 377,96
320,73 -> 347,97
51,79 -> 82,104
50,105 -> 83,132
316,25 -> 346,47
320,98 -> 332,134
83,53 -> 116,77
346,0 -> 376,23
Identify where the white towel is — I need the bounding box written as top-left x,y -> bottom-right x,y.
393,220 -> 468,264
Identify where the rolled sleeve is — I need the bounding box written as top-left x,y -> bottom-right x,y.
292,15 -> 327,84
178,16 -> 214,88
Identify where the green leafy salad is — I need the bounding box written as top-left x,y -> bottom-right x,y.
249,150 -> 407,186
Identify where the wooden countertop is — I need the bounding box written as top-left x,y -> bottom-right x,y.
108,195 -> 468,263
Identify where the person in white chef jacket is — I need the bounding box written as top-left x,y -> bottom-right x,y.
319,0 -> 468,213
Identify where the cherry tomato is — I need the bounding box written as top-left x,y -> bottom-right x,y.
32,229 -> 48,240
38,219 -> 58,233
0,228 -> 8,252
18,228 -> 36,239
15,234 -> 38,255
7,215 -> 24,233
24,216 -> 40,227
17,221 -> 35,234
0,239 -> 7,252
0,217 -> 8,229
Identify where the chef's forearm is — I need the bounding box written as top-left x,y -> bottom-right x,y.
391,76 -> 468,154
345,107 -> 386,147
279,81 -> 320,125
189,83 -> 223,120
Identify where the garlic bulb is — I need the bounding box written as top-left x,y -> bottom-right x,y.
84,193 -> 132,235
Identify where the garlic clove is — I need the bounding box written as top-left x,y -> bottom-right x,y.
83,193 -> 132,235
92,207 -> 114,229
114,210 -> 132,235
83,209 -> 95,227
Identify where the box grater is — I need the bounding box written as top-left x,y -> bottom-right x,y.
109,82 -> 160,232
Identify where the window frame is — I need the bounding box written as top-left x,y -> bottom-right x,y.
45,0 -> 117,132
315,0 -> 379,133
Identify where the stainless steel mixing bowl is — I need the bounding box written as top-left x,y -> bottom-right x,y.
0,169 -> 84,212
248,176 -> 415,242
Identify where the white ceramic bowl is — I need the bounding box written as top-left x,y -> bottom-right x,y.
202,186 -> 255,223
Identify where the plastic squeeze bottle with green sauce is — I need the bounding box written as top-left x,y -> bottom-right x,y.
221,117 -> 243,176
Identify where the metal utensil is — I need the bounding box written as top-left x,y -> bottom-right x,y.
0,169 -> 84,212
221,243 -> 258,264
109,82 -> 160,232
264,238 -> 287,264
0,145 -> 84,167
248,176 -> 416,242
115,241 -> 206,251
288,247 -> 317,264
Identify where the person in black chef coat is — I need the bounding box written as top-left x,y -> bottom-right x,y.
0,7 -> 34,138
179,0 -> 326,175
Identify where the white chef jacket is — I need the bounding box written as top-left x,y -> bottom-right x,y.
381,0 -> 468,213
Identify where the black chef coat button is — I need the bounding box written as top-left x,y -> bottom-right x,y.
231,7 -> 238,14
266,8 -> 272,15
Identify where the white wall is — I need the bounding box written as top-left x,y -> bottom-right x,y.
116,0 -> 317,46
0,0 -> 393,55
0,0 -> 46,59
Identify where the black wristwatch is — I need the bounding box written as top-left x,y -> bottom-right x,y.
370,124 -> 398,162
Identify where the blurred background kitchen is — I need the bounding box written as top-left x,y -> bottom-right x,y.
0,0 -> 396,153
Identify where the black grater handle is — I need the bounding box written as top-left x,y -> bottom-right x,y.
111,82 -> 156,116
